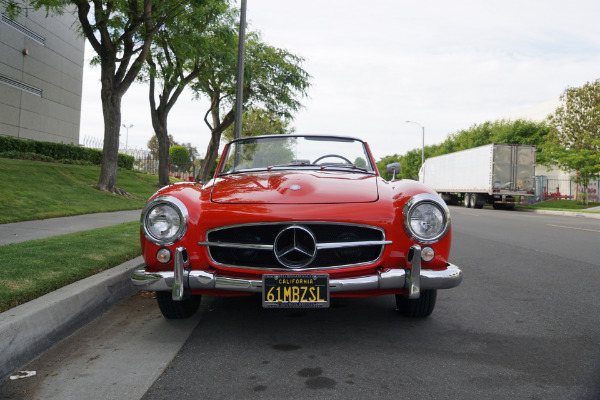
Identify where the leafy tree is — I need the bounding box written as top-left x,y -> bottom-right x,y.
238,140 -> 294,169
400,149 -> 423,180
192,31 -> 310,182
546,79 -> 600,204
169,145 -> 191,171
222,108 -> 294,142
144,0 -> 228,186
377,118 -> 550,182
181,142 -> 200,161
354,157 -> 367,169
376,154 -> 402,181
5,0 -> 200,195
147,134 -> 179,159
443,119 -> 549,156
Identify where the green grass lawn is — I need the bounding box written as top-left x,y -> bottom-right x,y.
0,158 -> 171,311
0,222 -> 140,312
523,199 -> 600,212
0,158 -> 164,223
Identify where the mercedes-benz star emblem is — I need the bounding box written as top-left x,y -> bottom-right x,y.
273,225 -> 317,268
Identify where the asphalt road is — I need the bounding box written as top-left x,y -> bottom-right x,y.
141,208 -> 600,399
2,208 -> 600,399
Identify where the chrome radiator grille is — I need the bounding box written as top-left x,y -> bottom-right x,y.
200,222 -> 390,270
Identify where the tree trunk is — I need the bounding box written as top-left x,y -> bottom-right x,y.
198,130 -> 222,183
96,88 -> 126,195
149,94 -> 171,187
157,126 -> 171,187
198,110 -> 235,183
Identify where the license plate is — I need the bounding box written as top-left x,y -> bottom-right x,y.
262,274 -> 330,308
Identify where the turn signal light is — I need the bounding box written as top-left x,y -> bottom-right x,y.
156,248 -> 172,264
421,246 -> 435,262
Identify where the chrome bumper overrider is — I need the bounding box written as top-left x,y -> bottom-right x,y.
131,245 -> 462,301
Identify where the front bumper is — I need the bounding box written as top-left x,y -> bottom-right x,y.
131,245 -> 462,300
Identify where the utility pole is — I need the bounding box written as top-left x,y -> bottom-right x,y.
233,0 -> 247,140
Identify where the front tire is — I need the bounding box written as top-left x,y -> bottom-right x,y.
464,193 -> 471,208
396,289 -> 437,318
156,291 -> 201,319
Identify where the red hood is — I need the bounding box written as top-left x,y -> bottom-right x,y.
211,171 -> 379,204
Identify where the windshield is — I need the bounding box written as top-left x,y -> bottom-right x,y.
218,136 -> 375,175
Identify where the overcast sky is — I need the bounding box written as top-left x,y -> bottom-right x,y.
80,0 -> 600,161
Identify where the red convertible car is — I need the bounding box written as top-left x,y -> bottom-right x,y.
131,135 -> 462,318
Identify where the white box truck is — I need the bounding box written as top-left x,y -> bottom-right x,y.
418,143 -> 536,209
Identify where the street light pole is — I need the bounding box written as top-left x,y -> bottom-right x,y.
121,123 -> 133,151
233,0 -> 247,140
405,120 -> 425,166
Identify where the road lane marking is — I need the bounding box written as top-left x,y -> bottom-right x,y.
548,224 -> 600,233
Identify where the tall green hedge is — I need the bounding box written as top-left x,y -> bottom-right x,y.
0,136 -> 134,170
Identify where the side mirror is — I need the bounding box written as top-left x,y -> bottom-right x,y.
386,162 -> 401,180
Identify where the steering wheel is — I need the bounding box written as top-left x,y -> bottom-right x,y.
313,154 -> 353,165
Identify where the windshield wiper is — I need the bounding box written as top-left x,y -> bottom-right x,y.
267,162 -> 320,170
319,164 -> 372,173
265,163 -> 373,174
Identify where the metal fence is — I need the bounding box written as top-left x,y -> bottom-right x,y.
83,135 -> 197,179
133,156 -> 196,181
534,177 -> 599,203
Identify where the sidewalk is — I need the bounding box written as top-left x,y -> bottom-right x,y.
0,210 -> 142,246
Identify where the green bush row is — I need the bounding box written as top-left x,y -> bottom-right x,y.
1,151 -> 55,162
0,151 -> 95,165
0,136 -> 134,170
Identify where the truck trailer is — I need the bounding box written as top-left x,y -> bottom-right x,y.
418,143 -> 536,209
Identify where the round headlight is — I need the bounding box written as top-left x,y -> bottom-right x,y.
141,196 -> 188,245
403,193 -> 450,244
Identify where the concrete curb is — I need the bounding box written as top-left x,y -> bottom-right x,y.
0,256 -> 144,381
526,208 -> 600,219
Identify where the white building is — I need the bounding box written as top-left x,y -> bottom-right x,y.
0,5 -> 84,144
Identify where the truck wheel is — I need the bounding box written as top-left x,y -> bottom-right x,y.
472,194 -> 484,209
464,193 -> 471,208
156,291 -> 201,319
396,290 -> 437,318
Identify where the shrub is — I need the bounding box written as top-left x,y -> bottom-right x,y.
169,145 -> 191,169
0,151 -> 55,162
118,153 -> 134,170
0,137 -> 133,170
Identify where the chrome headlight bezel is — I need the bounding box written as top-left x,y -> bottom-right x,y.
141,196 -> 189,246
403,193 -> 450,244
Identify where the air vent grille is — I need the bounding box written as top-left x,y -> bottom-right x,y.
1,14 -> 46,45
0,74 -> 42,96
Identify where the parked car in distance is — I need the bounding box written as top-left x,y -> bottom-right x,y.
132,135 -> 462,319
